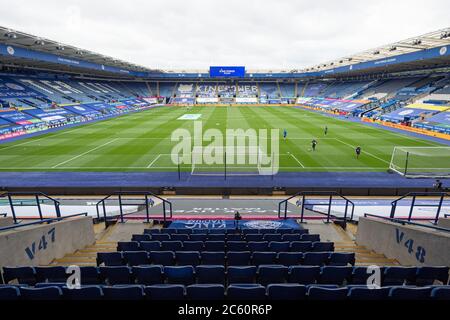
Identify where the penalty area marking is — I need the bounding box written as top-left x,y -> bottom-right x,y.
51,138 -> 120,168
147,154 -> 163,168
334,138 -> 390,165
287,152 -> 305,168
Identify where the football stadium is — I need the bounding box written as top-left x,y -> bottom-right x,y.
0,1 -> 450,310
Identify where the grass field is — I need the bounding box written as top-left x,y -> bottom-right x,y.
0,105 -> 447,173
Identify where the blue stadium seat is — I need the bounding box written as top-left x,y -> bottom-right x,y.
139,241 -> 161,252
149,251 -> 175,266
63,286 -> 103,300
205,241 -> 226,252
35,282 -> 66,288
301,234 -> 320,242
319,266 -> 352,285
307,286 -> 348,300
97,252 -> 123,266
183,241 -> 205,251
266,284 -> 307,300
227,284 -> 266,300
312,242 -> 334,252
190,234 -> 208,242
0,286 -> 20,300
161,241 -> 183,252
201,252 -> 226,265
252,252 -> 277,265
351,266 -> 384,285
290,241 -> 313,252
192,229 -> 207,234
132,265 -> 164,285
100,266 -> 133,285
383,267 -> 417,286
263,234 -> 282,242
259,229 -> 277,235
281,234 -> 302,242
227,234 -> 243,241
164,266 -> 195,285
171,234 -> 190,242
288,266 -> 320,285
103,285 -> 145,300
415,266 -> 449,286
257,265 -> 289,285
227,266 -> 257,284
329,252 -> 355,266
196,265 -> 226,284
246,234 -> 264,242
208,234 -> 226,241
268,242 -> 290,252
347,286 -> 391,300
303,252 -> 329,266
388,286 -> 432,300
2,266 -> 36,285
79,266 -> 101,285
35,266 -> 67,283
150,234 -> 171,241
277,229 -> 294,235
248,241 -> 269,252
242,229 -> 258,235
132,234 -> 150,242
227,241 -> 248,252
122,251 -> 150,266
186,284 -> 225,300
160,228 -> 178,235
277,252 -> 303,266
20,286 -> 63,300
176,229 -> 193,235
144,229 -> 160,234
117,241 -> 140,252
430,286 -> 450,300
209,229 -> 227,235
176,251 -> 202,266
227,251 -> 251,266
145,284 -> 185,300
293,229 -> 309,235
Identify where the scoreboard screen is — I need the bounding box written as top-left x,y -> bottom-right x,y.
210,66 -> 245,77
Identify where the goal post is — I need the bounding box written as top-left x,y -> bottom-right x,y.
389,146 -> 450,178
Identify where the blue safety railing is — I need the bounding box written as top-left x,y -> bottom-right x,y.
278,191 -> 355,223
390,192 -> 449,225
0,212 -> 88,232
0,192 -> 62,224
96,191 -> 172,224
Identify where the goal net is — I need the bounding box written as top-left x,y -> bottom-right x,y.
190,146 -> 278,176
389,146 -> 450,178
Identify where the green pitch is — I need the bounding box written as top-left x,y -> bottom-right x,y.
0,105 -> 447,172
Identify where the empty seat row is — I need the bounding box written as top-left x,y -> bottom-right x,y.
143,228 -> 309,236
3,265 -> 448,287
1,284 -> 449,300
134,233 -> 318,242
119,240 -> 330,253
98,251 -> 350,267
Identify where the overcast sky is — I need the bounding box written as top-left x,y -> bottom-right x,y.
1,0 -> 449,70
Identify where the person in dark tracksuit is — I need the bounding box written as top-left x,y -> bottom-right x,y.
311,139 -> 318,151
324,126 -> 328,135
355,146 -> 361,159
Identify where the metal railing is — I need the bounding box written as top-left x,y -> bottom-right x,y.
390,192 -> 449,225
95,191 -> 173,223
364,213 -> 450,233
278,191 -> 355,223
0,192 -> 62,224
0,212 -> 88,232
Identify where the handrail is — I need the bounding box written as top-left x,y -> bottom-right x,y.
0,212 -> 88,232
95,191 -> 173,223
364,213 -> 450,233
0,213 -> 6,217
390,192 -> 449,225
0,192 -> 62,224
278,191 -> 355,223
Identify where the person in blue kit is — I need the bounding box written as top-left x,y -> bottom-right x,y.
283,128 -> 287,141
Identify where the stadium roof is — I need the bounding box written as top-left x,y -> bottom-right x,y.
299,27 -> 450,73
0,26 -> 161,76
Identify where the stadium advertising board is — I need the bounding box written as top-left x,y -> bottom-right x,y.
210,66 -> 245,78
